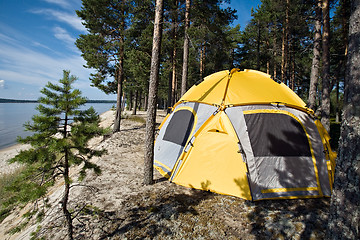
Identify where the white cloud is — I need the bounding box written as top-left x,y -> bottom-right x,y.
54,27 -> 75,42
0,25 -> 94,96
1,24 -> 52,52
0,39 -> 92,88
0,33 -> 19,46
42,0 -> 71,9
53,26 -> 78,52
0,4 -> 114,100
30,9 -> 86,33
31,41 -> 54,51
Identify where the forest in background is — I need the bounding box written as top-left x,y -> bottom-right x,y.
76,0 -> 349,139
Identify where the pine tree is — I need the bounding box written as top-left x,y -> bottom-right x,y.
125,0 -> 154,113
169,0 -> 180,107
181,0 -> 191,96
144,0 -> 164,185
76,0 -> 129,132
239,0 -> 313,97
187,0 -> 237,80
321,0 -> 331,132
7,70 -> 106,240
308,0 -> 322,111
331,0 -> 351,122
327,0 -> 360,238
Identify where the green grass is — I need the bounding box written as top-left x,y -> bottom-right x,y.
0,168 -> 24,222
128,115 -> 146,124
122,113 -> 146,124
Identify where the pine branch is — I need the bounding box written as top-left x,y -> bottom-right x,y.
69,184 -> 99,192
71,204 -> 88,221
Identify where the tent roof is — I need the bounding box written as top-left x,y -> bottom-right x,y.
179,69 -> 307,109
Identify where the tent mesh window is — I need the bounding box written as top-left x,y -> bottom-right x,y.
163,109 -> 195,146
244,113 -> 312,157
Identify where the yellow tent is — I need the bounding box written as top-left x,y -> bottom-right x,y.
154,69 -> 336,200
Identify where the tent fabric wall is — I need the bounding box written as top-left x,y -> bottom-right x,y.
179,69 -> 307,108
226,105 -> 332,200
171,111 -> 252,200
154,69 -> 336,201
154,102 -> 217,177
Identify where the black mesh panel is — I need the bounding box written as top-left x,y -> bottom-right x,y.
244,113 -> 311,157
163,109 -> 195,146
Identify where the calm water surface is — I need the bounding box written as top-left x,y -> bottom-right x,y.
0,103 -> 114,150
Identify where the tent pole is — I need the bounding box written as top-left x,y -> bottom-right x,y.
221,68 -> 238,107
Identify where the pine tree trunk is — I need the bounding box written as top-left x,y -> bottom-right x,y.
63,156 -> 73,240
337,0 -> 351,122
129,90 -> 133,111
144,0 -> 164,185
333,58 -> 343,123
290,57 -> 295,90
144,93 -> 148,111
171,0 -> 178,106
281,0 -> 289,84
335,76 -> 340,122
113,65 -> 123,132
321,0 -> 331,132
181,0 -> 190,96
273,33 -> 277,80
308,0 -> 322,110
200,43 -> 206,80
138,91 -> 142,111
113,0 -> 125,133
327,1 -> 360,238
265,39 -> 269,75
132,90 -> 138,115
174,73 -> 178,104
256,20 -> 261,70
167,71 -> 172,112
62,112 -> 73,240
171,36 -> 177,106
288,37 -> 294,90
281,31 -> 287,83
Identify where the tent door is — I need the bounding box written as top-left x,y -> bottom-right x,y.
226,106 -> 323,200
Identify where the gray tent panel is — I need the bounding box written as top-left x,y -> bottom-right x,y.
261,190 -> 320,199
225,107 -> 260,199
291,110 -> 331,196
226,105 -> 331,200
255,156 -> 317,189
154,102 -> 217,175
272,106 -> 331,196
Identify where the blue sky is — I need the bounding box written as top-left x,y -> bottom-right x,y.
0,0 -> 261,100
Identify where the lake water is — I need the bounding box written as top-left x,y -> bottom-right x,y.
0,103 -> 114,150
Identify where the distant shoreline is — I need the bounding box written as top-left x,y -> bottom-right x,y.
0,98 -> 116,104
0,104 -> 115,151
0,99 -> 38,103
0,110 -> 114,154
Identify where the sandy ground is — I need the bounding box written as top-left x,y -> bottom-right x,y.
0,110 -> 331,240
0,144 -> 30,176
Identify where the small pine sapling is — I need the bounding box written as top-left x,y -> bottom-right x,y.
7,70 -> 107,240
